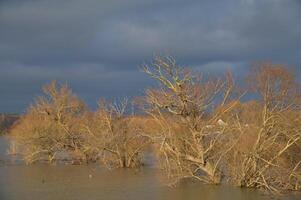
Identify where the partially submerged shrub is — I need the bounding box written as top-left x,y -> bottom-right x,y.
80,99 -> 152,168
10,81 -> 89,164
226,63 -> 301,193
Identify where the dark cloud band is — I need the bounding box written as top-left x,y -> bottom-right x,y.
0,0 -> 300,112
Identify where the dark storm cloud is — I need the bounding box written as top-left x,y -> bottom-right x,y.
0,0 -> 300,112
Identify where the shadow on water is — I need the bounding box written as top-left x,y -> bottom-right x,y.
0,137 -> 300,200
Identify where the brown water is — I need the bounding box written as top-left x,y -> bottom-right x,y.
0,137 -> 299,200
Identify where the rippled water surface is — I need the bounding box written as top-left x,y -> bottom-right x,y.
0,137 -> 300,200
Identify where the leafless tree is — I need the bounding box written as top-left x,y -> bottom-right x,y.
10,81 -> 89,164
227,63 -> 301,193
142,56 -> 242,184
81,98 -> 152,168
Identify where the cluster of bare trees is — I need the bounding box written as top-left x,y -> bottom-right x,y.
142,58 -> 301,193
10,81 -> 151,166
9,57 -> 301,193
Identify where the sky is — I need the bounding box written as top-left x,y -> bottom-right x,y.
0,0 -> 301,113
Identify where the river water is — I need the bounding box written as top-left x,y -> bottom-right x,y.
0,137 -> 299,200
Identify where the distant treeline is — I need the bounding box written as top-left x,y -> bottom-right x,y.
8,57 -> 301,194
0,114 -> 19,134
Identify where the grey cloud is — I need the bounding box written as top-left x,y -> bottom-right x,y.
0,0 -> 300,112
0,62 -> 153,112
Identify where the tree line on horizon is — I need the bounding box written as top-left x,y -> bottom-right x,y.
0,114 -> 19,135
8,56 -> 301,194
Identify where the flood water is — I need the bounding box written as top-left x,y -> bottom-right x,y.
0,137 -> 300,200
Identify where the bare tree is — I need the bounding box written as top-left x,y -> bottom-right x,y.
142,56 -> 242,184
227,63 -> 301,193
10,81 -> 89,164
81,98 -> 152,168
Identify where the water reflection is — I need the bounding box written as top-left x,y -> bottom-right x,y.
0,137 -> 299,200
0,165 -> 269,200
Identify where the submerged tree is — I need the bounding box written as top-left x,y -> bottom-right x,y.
142,56 -> 242,184
81,99 -> 152,168
10,81 -> 89,164
227,63 -> 301,193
